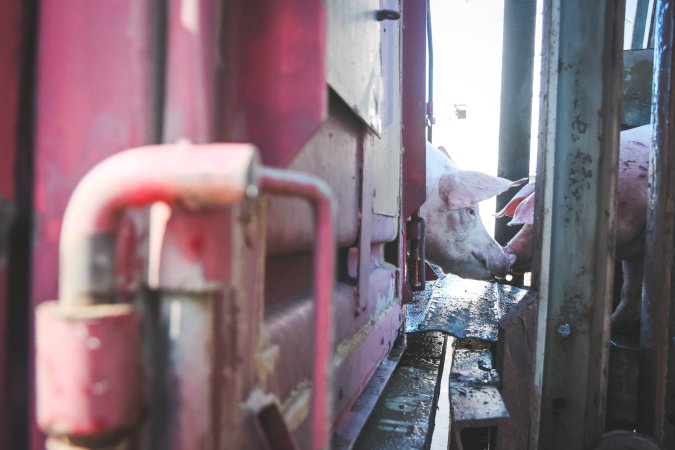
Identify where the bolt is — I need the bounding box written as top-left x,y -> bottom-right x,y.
558,322 -> 572,337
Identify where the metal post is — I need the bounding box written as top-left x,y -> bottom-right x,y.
495,0 -> 536,252
637,0 -> 675,441
530,0 -> 624,449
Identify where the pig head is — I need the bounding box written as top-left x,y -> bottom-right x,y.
420,143 -> 525,280
497,124 -> 651,331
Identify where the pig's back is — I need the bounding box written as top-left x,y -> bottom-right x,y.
616,125 -> 650,257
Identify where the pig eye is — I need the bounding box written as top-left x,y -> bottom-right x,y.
466,207 -> 476,216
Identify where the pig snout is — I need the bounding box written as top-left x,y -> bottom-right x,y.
421,143 -> 526,280
503,224 -> 533,274
472,243 -> 516,278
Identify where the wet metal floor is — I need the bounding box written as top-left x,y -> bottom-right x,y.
405,273 -> 528,342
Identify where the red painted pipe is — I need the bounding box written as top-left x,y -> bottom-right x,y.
260,167 -> 336,450
37,143 -> 259,446
58,142 -> 258,307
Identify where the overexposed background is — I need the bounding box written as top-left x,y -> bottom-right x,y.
429,0 -> 506,234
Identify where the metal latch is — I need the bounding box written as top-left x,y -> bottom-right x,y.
406,213 -> 426,291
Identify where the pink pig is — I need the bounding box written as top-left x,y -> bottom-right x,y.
497,124 -> 651,330
421,143 -> 525,280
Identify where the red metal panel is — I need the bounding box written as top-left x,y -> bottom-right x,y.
32,0 -> 159,447
401,0 -> 427,220
220,0 -> 327,167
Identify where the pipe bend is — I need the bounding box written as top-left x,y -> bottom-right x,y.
59,142 -> 259,307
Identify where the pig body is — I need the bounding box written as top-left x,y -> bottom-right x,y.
420,143 -> 525,280
497,124 -> 651,330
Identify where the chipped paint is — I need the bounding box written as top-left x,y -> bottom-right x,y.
333,301 -> 399,367
282,380 -> 312,431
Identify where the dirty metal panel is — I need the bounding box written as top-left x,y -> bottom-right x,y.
372,0 -> 402,218
352,332 -> 447,450
532,0 -> 623,447
327,0 -> 383,135
450,342 -> 509,428
405,274 -> 528,342
623,49 -> 653,128
266,97 -> 360,255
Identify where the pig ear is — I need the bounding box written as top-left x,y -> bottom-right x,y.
495,182 -> 536,218
509,191 -> 535,225
439,171 -> 527,210
437,145 -> 454,162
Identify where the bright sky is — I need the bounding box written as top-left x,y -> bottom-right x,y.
429,0 -> 507,233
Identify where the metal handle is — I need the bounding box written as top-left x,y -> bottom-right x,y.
376,9 -> 401,21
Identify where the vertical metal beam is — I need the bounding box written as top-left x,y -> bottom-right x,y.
531,1 -> 624,448
401,0 -> 427,220
637,0 -> 675,441
495,0 -> 537,249
631,0 -> 655,48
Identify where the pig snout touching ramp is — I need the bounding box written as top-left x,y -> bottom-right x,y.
496,124 -> 651,332
420,143 -> 526,280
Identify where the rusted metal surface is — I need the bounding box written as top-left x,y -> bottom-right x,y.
401,0 -> 427,220
260,168 -> 336,450
495,0 -> 536,250
494,291 -> 537,450
406,274 -> 527,342
219,0 -> 326,168
638,0 -> 675,441
36,302 -> 141,443
353,332 -> 447,450
450,341 -> 509,431
531,0 -> 625,447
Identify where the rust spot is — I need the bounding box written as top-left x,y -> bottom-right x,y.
572,115 -> 588,134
